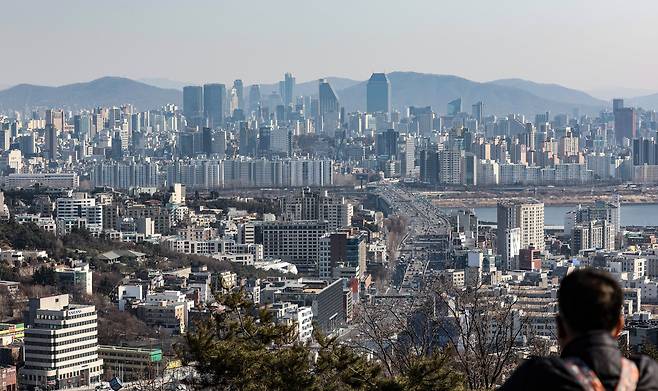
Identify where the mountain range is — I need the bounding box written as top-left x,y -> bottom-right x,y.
1,72 -> 656,115
0,77 -> 181,112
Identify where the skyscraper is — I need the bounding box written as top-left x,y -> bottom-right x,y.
233,79 -> 244,109
45,109 -> 64,132
45,124 -> 58,161
319,79 -> 340,132
319,79 -> 340,116
183,86 -> 204,128
471,101 -> 483,124
203,83 -> 226,128
613,98 -> 625,112
376,128 -> 399,158
447,98 -> 462,115
366,73 -> 391,114
281,73 -> 295,106
248,85 -> 262,112
613,98 -> 636,144
73,113 -> 92,140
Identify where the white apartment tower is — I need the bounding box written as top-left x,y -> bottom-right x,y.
22,294 -> 103,389
55,192 -> 103,233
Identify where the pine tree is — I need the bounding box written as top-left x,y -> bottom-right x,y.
179,290 -> 466,390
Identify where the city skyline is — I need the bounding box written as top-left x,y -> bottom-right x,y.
4,2 -> 658,390
2,0 -> 658,96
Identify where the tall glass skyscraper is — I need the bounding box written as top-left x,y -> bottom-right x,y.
447,98 -> 462,116
366,73 -> 390,114
282,72 -> 295,106
319,79 -> 340,133
319,79 -> 339,116
203,83 -> 226,128
183,85 -> 204,128
248,85 -> 261,112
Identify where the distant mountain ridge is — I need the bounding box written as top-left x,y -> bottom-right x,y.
4,73 -> 658,115
256,77 -> 360,97
336,72 -> 606,115
0,77 -> 182,111
626,93 -> 658,111
138,77 -> 189,90
489,78 -> 606,107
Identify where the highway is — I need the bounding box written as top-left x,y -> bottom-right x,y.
371,182 -> 452,295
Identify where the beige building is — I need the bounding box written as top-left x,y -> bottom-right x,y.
497,200 -> 545,270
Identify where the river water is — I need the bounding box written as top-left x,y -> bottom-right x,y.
442,204 -> 658,227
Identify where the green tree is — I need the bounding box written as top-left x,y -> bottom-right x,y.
180,290 -> 465,390
33,266 -> 57,286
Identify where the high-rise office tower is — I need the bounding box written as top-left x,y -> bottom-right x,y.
22,294 -> 104,389
233,79 -> 244,109
203,83 -> 226,128
472,101 -> 483,124
257,126 -> 271,157
613,98 -> 624,112
0,129 -> 10,151
183,86 -> 204,128
447,98 -> 462,116
613,98 -> 636,144
73,114 -> 92,139
108,107 -> 122,129
376,128 -> 399,158
497,200 -> 545,270
248,85 -> 262,112
280,73 -> 295,106
45,109 -> 64,132
319,79 -> 340,132
45,124 -> 58,161
366,73 -> 391,114
319,79 -> 340,116
131,113 -> 141,134
229,87 -> 240,115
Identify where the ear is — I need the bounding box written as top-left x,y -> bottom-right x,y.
612,314 -> 624,338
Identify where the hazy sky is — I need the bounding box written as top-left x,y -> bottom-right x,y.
2,0 -> 658,93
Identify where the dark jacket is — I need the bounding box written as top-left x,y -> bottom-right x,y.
499,331 -> 658,390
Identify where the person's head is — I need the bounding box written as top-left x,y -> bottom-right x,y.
557,268 -> 624,347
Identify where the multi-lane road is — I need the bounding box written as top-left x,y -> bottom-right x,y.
371,182 -> 452,295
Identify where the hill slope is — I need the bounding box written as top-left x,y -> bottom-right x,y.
489,78 -> 606,107
337,72 -> 605,116
0,73 -> 617,115
257,77 -> 360,97
0,77 -> 182,111
626,93 -> 658,110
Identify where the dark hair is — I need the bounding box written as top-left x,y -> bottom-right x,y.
558,268 -> 623,334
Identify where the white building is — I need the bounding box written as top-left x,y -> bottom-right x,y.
3,173 -> 79,189
269,302 -> 313,343
56,193 -> 103,234
21,295 -> 104,389
497,200 -> 544,256
55,263 -> 93,295
477,160 -> 499,186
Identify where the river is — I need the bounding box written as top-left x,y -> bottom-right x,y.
441,204 -> 658,227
